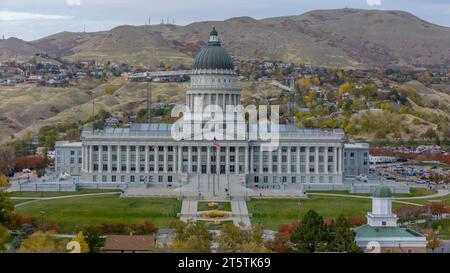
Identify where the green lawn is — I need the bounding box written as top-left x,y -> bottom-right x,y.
8,189 -> 122,198
12,199 -> 34,205
248,196 -> 412,230
198,201 -> 232,212
15,195 -> 181,232
414,219 -> 450,240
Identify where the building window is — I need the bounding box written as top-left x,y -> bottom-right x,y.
254,176 -> 259,183
168,176 -> 172,182
158,176 -> 163,183
292,177 -> 296,183
111,176 -> 116,182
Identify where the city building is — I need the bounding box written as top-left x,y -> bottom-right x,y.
343,143 -> 369,177
54,141 -> 82,176
354,185 -> 427,253
54,27 -> 368,195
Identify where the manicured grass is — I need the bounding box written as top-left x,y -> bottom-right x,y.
415,219 -> 450,240
198,201 -> 232,212
8,189 -> 121,198
15,195 -> 181,232
12,199 -> 34,205
248,196 -> 411,230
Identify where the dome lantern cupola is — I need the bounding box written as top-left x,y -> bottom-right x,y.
209,26 -> 220,45
192,26 -> 234,71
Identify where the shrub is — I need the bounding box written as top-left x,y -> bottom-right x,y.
101,223 -> 129,235
131,221 -> 159,235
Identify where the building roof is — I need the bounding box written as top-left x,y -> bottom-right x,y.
93,123 -> 345,138
354,224 -> 424,238
55,141 -> 82,148
104,235 -> 155,251
373,184 -> 393,198
192,27 -> 234,70
344,143 -> 370,149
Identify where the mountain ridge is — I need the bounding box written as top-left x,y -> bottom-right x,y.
2,8 -> 450,68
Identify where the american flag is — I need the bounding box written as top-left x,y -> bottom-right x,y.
213,138 -> 221,149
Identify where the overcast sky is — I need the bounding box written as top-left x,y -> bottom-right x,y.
1,0 -> 450,41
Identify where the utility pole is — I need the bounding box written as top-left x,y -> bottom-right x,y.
147,77 -> 152,124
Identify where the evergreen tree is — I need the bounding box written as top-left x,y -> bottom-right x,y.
290,210 -> 328,252
329,215 -> 361,253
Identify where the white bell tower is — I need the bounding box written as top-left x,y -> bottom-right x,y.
367,185 -> 398,227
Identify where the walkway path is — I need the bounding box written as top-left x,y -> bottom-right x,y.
180,199 -> 198,221
231,200 -> 251,227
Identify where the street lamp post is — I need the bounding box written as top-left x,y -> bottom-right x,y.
40,211 -> 45,227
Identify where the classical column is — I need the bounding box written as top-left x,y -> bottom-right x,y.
306,145 -> 310,174
235,146 -> 239,174
174,146 -> 178,173
245,146 -> 249,174
135,145 -> 139,174
154,146 -> 158,173
325,146 -> 329,174
81,145 -> 85,172
250,147 -> 254,174
163,146 -> 168,173
338,146 -> 343,174
107,145 -> 112,173
259,149 -> 263,173
315,146 -> 319,174
277,148 -> 281,174
334,146 -> 338,173
97,146 -> 101,174
287,146 -> 291,174
126,145 -> 130,173
268,149 -> 273,174
197,147 -> 201,173
225,146 -> 230,174
207,147 -> 211,174
297,146 -> 300,174
117,145 -> 121,174
178,146 -> 182,174
187,146 -> 192,173
89,145 -> 93,173
145,146 -> 149,173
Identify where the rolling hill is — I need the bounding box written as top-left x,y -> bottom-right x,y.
1,9 -> 450,68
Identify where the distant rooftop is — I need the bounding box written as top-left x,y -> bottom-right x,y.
344,143 -> 370,149
55,141 -> 82,147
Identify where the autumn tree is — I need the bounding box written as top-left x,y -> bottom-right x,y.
83,225 -> 104,253
0,225 -> 10,252
171,220 -> 213,253
217,223 -> 268,253
0,191 -> 13,226
71,231 -> 90,253
425,228 -> 441,253
18,231 -> 56,253
290,210 -> 329,253
266,231 -> 290,253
